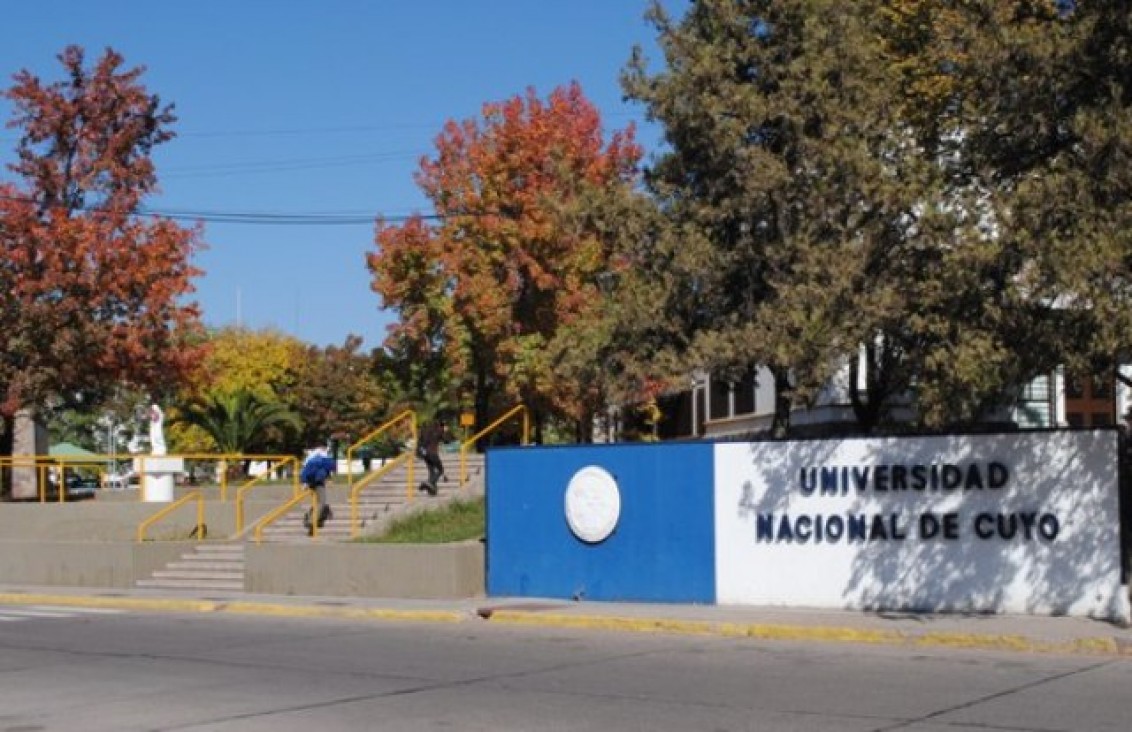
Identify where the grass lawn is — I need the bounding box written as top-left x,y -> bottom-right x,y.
363,496 -> 485,543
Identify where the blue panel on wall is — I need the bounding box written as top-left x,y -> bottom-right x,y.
486,443 -> 715,603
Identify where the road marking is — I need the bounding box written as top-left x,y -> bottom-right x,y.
0,605 -> 127,622
34,605 -> 125,615
1,608 -> 72,618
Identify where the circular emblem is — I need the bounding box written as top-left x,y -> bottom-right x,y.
564,466 -> 621,543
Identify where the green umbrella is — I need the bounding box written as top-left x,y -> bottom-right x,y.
48,442 -> 110,462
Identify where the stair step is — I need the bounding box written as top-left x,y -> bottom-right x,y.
251,458 -> 484,544
259,535 -> 351,541
181,551 -> 244,560
191,545 -> 245,555
134,455 -> 487,590
152,569 -> 244,580
137,578 -> 244,590
168,561 -> 244,571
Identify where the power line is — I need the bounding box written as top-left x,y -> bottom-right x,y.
160,149 -> 424,179
144,209 -> 381,226
0,111 -> 652,145
0,191 -> 495,227
176,122 -> 446,138
171,112 -> 650,139
150,207 -> 452,226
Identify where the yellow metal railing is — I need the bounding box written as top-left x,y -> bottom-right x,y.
254,490 -> 319,544
459,404 -> 529,489
135,453 -> 227,503
0,455 -> 110,503
136,490 -> 205,542
0,457 -> 57,503
346,410 -> 417,488
125,453 -> 295,543
349,451 -> 413,538
135,453 -> 289,502
235,456 -> 300,533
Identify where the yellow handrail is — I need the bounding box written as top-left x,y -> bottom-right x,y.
254,490 -> 318,544
132,453 -> 296,502
1,452 -> 296,509
346,409 -> 418,499
235,456 -> 300,533
32,456 -> 109,503
154,453 -> 234,501
349,451 -> 413,539
1,456 -> 70,503
459,404 -> 529,489
136,490 -> 205,542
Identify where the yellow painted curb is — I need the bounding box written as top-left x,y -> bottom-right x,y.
913,631 -> 1035,653
721,622 -> 904,645
488,611 -> 718,636
911,632 -> 1121,656
0,593 -> 465,625
491,613 -> 905,646
486,610 -> 1125,656
0,593 -> 219,614
217,601 -> 465,624
0,593 -> 1123,656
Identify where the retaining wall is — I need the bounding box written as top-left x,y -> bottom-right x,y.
0,499 -> 485,599
0,540 -> 185,588
486,430 -> 1131,622
246,542 -> 484,599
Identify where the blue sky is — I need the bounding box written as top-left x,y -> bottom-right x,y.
0,1 -> 676,348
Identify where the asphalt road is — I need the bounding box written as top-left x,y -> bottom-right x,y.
0,604 -> 1128,732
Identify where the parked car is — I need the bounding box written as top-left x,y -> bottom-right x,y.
104,469 -> 139,490
44,473 -> 99,501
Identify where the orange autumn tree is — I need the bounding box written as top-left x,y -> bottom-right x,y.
0,46 -> 204,464
368,83 -> 640,441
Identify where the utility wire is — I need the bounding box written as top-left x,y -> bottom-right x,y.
172,111 -> 649,138
0,111 -> 651,145
160,149 -> 424,179
0,191 -> 488,227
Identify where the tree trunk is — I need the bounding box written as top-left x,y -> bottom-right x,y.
0,414 -> 12,500
850,346 -> 882,432
473,364 -> 492,452
10,409 -> 48,500
532,407 -> 544,446
770,365 -> 793,439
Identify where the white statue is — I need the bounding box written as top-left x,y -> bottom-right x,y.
148,404 -> 166,456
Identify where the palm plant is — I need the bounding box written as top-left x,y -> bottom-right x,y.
176,389 -> 302,455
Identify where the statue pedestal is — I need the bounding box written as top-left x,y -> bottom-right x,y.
135,456 -> 185,503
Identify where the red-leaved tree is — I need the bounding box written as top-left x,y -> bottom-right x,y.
368,82 -> 640,441
0,46 -> 204,473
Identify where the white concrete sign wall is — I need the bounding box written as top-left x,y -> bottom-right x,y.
715,431 -> 1129,622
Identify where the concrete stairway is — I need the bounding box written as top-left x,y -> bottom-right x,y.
135,452 -> 485,591
136,542 -> 245,592
254,452 -> 485,543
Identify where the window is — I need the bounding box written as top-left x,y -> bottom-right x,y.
1016,374 -> 1053,428
734,371 -> 756,415
709,378 -> 731,420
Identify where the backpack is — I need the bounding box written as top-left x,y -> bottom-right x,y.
301,455 -> 333,485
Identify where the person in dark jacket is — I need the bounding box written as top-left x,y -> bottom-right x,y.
417,421 -> 449,496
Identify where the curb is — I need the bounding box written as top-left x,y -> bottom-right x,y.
1,592 -> 1126,657
0,592 -> 218,615
482,610 -> 1129,657
0,593 -> 466,625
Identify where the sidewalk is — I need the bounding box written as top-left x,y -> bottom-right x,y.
0,583 -> 1129,657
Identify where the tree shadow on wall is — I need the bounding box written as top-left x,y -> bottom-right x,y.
737,431 -> 1126,622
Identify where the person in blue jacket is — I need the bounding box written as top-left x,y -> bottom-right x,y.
300,443 -> 336,534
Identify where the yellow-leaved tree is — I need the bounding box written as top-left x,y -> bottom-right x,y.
168,327 -> 306,454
